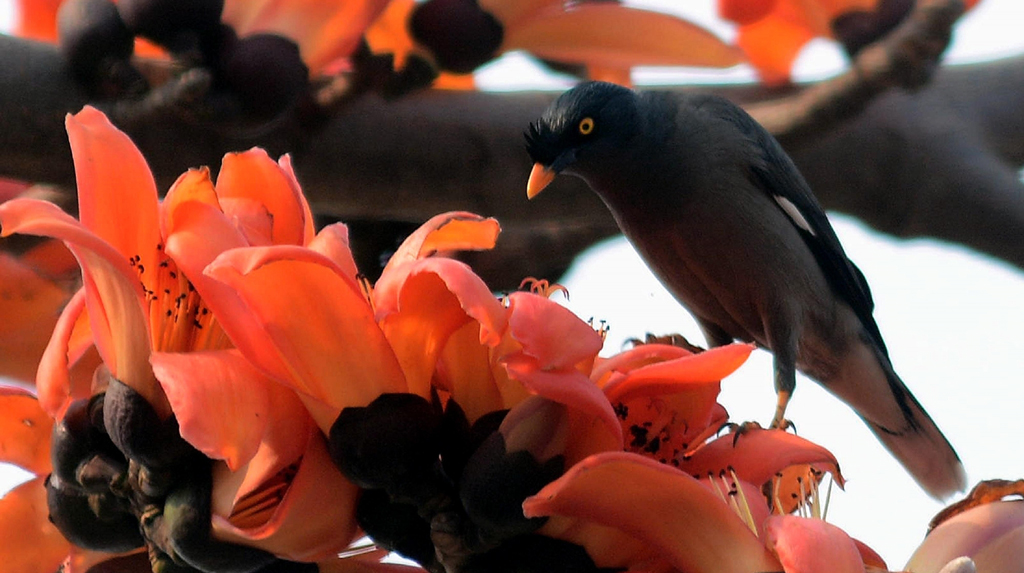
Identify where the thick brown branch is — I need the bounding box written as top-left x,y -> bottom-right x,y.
0,34 -> 1022,288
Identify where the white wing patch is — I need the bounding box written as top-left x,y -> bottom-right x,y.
773,195 -> 816,236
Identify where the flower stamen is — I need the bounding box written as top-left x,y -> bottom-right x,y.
519,277 -> 569,300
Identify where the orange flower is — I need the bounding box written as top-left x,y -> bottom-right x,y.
203,210 -> 616,434
725,0 -> 982,85
0,106 -> 359,562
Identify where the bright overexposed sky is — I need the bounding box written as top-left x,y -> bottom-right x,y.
476,0 -> 1024,566
549,0 -> 1024,566
2,0 -> 1023,568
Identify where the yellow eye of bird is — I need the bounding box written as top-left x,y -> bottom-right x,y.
579,117 -> 595,135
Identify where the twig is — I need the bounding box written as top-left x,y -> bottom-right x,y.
748,0 -> 966,145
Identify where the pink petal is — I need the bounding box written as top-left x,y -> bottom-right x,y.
906,500 -> 1024,573
502,354 -> 623,458
682,427 -> 844,489
763,515 -> 864,573
506,292 -> 602,371
151,349 -> 308,470
0,477 -> 70,573
523,452 -> 780,573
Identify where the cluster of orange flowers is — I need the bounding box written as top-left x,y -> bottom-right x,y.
16,0 -> 981,89
0,108 -> 1020,573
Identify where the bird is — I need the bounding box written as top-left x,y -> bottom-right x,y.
523,80 -> 965,499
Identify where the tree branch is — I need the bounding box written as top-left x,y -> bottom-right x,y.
0,32 -> 1022,288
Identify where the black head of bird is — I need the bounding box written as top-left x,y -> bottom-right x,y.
525,81 -> 647,198
524,81 -> 966,500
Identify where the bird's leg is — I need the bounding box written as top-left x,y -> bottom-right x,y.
769,345 -> 798,430
698,320 -> 734,349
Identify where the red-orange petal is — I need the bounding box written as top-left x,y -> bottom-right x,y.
0,198 -> 162,416
735,8 -> 816,86
503,4 -> 743,69
0,386 -> 53,474
436,321 -> 504,424
719,0 -> 777,24
681,427 -> 845,488
204,246 -> 406,431
0,477 -> 71,573
64,547 -> 144,573
364,0 -> 417,70
523,452 -> 780,573
216,149 -> 308,247
480,0 -> 561,27
763,515 -> 864,573
212,418 -> 315,523
275,155 -> 317,245
37,289 -> 90,418
376,212 -> 500,317
602,343 -> 754,404
502,354 -> 623,452
381,258 -> 506,397
66,107 -> 162,290
590,343 -> 694,387
505,292 -> 601,372
813,0 -> 880,20
151,349 -> 303,471
853,537 -> 888,570
14,0 -> 61,41
212,431 -> 360,561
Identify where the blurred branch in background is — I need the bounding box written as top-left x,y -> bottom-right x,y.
0,0 -> 1021,290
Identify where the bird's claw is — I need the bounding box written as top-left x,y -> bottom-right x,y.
717,421 -> 764,446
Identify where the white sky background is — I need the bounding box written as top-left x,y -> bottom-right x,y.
1,0 -> 1023,568
478,0 -> 1024,566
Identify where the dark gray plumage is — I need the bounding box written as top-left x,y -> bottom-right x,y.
525,81 -> 965,498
